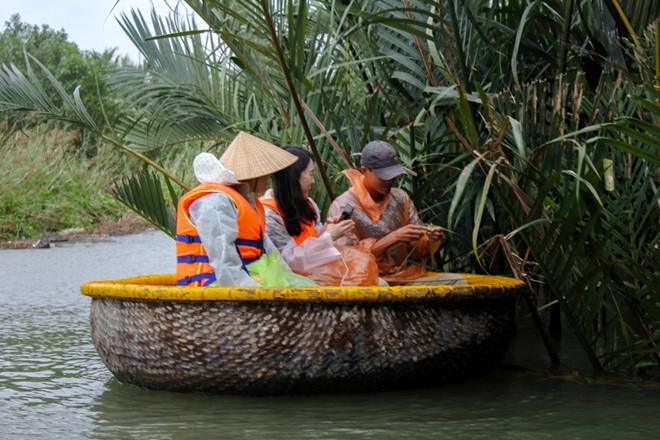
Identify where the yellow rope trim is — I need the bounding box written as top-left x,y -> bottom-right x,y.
80,273 -> 525,302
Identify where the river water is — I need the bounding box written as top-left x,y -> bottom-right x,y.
1,230 -> 658,439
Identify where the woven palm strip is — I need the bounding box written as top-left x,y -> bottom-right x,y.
84,274 -> 523,395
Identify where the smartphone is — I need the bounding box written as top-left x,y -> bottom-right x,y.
339,204 -> 354,221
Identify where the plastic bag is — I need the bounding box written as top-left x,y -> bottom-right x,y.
296,243 -> 379,286
247,251 -> 318,287
281,233 -> 342,272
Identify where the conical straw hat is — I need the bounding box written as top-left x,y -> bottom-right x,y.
220,131 -> 298,181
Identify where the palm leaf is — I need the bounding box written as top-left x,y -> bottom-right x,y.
110,170 -> 179,238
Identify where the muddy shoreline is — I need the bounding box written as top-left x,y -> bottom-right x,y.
1,212 -> 154,249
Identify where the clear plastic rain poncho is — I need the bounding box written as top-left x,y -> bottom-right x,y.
262,188 -> 379,286
188,152 -> 282,286
262,188 -> 340,271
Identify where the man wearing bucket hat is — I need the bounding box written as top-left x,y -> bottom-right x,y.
328,140 -> 465,284
175,131 -> 298,287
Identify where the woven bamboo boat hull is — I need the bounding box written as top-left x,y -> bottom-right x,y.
81,273 -> 524,395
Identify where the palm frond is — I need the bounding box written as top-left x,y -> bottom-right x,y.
110,169 -> 179,238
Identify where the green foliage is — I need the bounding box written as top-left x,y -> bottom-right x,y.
0,126 -> 126,240
440,65 -> 660,373
110,170 -> 178,238
0,14 -> 127,144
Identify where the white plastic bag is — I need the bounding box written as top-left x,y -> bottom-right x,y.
281,233 -> 341,272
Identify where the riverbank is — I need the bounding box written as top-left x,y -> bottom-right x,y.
0,212 -> 154,249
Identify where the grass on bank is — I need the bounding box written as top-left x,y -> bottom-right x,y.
1,125 -> 131,241
0,124 -> 210,242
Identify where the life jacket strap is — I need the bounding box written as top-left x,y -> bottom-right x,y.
177,255 -> 210,264
175,234 -> 202,243
176,272 -> 216,286
235,237 -> 263,249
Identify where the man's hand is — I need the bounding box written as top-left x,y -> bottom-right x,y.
426,225 -> 444,241
393,224 -> 428,243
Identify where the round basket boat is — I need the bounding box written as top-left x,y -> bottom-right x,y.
80,273 -> 524,396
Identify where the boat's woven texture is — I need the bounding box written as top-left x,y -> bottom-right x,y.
90,295 -> 516,395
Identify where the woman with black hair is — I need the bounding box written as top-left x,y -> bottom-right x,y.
262,145 -> 353,250
261,146 -> 378,285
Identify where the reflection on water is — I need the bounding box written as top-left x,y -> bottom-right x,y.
88,372 -> 660,440
1,230 -> 659,439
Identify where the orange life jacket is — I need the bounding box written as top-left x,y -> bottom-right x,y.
176,182 -> 265,286
260,197 -> 317,245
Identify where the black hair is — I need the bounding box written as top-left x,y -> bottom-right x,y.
271,145 -> 317,237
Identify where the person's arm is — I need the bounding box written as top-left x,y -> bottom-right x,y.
370,192 -> 442,258
370,224 -> 429,257
189,193 -> 259,286
264,197 -> 342,249
263,206 -> 295,251
263,199 -> 338,271
402,193 -> 442,257
327,198 -> 358,245
324,220 -> 355,241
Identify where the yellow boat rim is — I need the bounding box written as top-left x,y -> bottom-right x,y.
80,273 -> 525,302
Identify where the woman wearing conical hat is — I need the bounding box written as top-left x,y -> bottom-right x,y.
175,132 -> 298,287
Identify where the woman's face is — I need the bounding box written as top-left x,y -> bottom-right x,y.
299,159 -> 316,199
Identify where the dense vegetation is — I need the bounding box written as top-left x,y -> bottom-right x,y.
0,14 -> 130,136
0,126 -> 124,240
0,1 -> 658,377
0,14 -> 133,240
